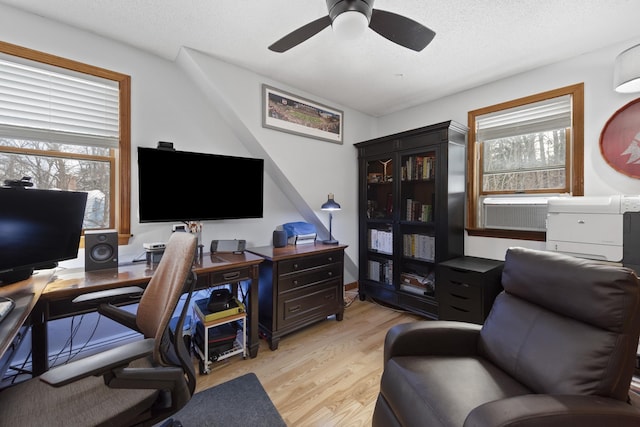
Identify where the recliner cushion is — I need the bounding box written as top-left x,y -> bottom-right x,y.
480,293 -> 622,396
378,356 -> 531,427
479,247 -> 640,401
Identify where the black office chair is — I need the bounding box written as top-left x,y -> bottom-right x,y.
0,232 -> 198,427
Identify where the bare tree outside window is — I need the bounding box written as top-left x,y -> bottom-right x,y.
0,138 -> 112,229
482,129 -> 567,193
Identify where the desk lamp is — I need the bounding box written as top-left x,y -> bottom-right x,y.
321,193 -> 341,245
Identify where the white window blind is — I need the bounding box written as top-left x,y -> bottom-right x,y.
476,95 -> 571,141
0,56 -> 119,148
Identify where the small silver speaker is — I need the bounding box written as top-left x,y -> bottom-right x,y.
85,229 -> 118,271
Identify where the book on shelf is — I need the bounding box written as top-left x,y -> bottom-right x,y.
368,259 -> 393,285
193,296 -> 245,323
402,155 -> 435,181
405,199 -> 432,222
369,228 -> 393,254
403,233 -> 435,261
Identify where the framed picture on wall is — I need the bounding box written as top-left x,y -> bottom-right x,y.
262,84 -> 343,144
600,97 -> 640,178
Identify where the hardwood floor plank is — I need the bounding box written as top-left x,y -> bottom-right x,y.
193,295 -> 421,426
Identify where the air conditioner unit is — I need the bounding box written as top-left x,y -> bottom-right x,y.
482,197 -> 549,232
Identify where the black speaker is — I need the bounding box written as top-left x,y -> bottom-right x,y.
273,230 -> 287,248
85,229 -> 118,271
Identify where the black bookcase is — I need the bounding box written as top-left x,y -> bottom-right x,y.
355,120 -> 467,319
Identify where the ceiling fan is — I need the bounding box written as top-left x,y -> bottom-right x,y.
268,0 -> 436,53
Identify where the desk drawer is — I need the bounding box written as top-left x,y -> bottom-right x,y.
439,267 -> 484,287
439,276 -> 482,323
279,252 -> 342,275
278,264 -> 342,293
205,267 -> 252,286
440,279 -> 482,302
278,280 -> 341,329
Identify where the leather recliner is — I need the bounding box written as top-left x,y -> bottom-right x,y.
373,247 -> 640,427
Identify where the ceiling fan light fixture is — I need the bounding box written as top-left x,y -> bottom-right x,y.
614,43 -> 640,93
332,11 -> 369,40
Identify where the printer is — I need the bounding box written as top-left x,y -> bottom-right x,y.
546,195 -> 640,263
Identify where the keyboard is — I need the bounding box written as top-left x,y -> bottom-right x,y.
0,297 -> 15,324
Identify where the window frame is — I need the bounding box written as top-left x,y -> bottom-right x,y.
0,41 -> 131,245
466,83 -> 584,241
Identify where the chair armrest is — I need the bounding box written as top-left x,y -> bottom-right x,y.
384,321 -> 482,362
40,338 -> 154,387
98,303 -> 139,332
72,286 -> 143,332
464,394 -> 640,427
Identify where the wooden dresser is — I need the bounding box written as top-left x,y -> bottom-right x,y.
247,243 -> 347,350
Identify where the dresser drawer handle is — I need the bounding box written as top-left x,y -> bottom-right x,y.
327,256 -> 333,262
292,280 -> 298,286
223,271 -> 241,280
289,305 -> 301,313
293,263 -> 299,270
327,271 -> 333,277
451,280 -> 469,288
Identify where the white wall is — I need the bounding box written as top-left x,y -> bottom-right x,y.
3,3 -> 640,274
0,4 -> 374,282
377,37 -> 640,260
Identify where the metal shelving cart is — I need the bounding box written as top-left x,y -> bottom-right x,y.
192,310 -> 246,375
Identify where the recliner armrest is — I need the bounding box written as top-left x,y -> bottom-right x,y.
384,321 -> 482,362
465,394 -> 640,427
40,338 -> 154,387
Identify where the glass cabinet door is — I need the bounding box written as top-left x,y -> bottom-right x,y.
365,157 -> 394,221
398,149 -> 437,297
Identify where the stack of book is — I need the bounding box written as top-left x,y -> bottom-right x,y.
288,233 -> 317,245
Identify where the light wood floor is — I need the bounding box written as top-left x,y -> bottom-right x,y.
192,290 -> 421,426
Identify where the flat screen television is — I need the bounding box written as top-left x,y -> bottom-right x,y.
137,147 -> 264,223
0,188 -> 88,285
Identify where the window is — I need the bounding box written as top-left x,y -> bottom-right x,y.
467,84 -> 584,240
0,41 -> 131,244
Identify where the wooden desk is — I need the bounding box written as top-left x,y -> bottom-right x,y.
0,270 -> 51,378
30,251 -> 263,376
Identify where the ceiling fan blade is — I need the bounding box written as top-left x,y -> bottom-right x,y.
268,15 -> 332,52
369,9 -> 435,52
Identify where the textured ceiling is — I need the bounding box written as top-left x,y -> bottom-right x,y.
2,0 -> 640,116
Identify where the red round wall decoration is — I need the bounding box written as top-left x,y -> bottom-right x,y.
600,97 -> 640,178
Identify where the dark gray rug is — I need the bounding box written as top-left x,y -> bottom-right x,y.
163,373 -> 287,427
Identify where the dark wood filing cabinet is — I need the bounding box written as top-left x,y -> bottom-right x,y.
246,243 -> 347,350
436,256 -> 504,324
